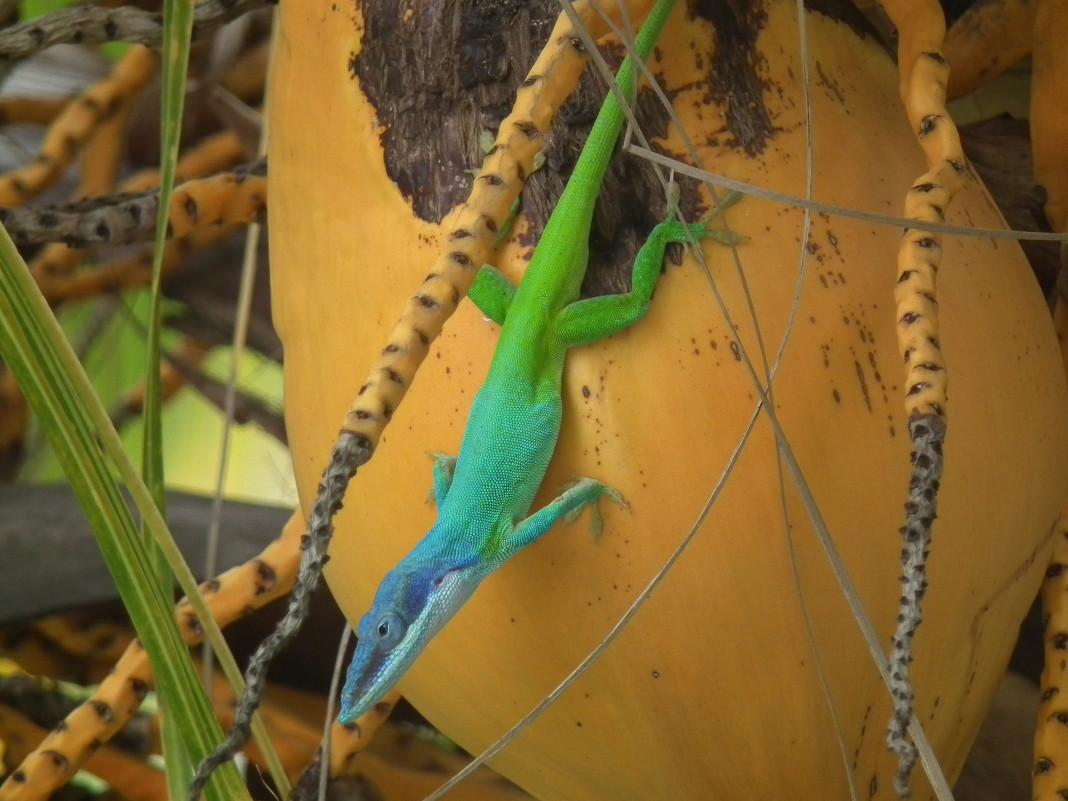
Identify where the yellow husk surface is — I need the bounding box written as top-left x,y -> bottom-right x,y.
268,1 -> 1068,798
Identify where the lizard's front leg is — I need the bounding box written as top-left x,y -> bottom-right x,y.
506,478 -> 624,552
427,451 -> 457,504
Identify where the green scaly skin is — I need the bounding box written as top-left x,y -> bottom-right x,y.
339,0 -> 738,722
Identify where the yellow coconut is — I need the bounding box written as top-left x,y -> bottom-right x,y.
268,0 -> 1068,798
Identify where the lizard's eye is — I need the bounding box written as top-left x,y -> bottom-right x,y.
374,613 -> 407,648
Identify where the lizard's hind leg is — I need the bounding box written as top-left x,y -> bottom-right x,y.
553,216 -> 740,348
468,265 -> 516,325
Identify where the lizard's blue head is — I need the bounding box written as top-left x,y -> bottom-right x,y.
338,552 -> 483,723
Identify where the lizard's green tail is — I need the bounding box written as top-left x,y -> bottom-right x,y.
572,0 -> 678,189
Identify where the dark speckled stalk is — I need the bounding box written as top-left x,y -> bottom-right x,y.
880,1 -> 963,794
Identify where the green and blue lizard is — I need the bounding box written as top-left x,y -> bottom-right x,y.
339,0 -> 738,723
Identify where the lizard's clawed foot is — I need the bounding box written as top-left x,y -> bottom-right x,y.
655,186 -> 746,252
562,478 -> 627,537
693,190 -> 746,247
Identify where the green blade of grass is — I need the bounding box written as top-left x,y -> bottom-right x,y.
1,2 -> 288,794
146,0 -> 192,516
0,224 -> 250,801
148,4 -> 192,796
147,0 -> 289,794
